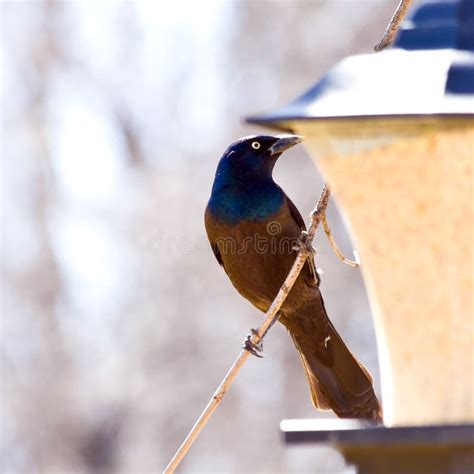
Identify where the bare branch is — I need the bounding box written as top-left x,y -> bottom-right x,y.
374,0 -> 412,52
163,185 -> 331,474
322,214 -> 360,268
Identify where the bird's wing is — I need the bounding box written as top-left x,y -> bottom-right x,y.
284,194 -> 320,287
285,194 -> 307,232
205,207 -> 229,275
211,242 -> 225,268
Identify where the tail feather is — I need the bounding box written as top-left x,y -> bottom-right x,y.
295,342 -> 332,410
282,302 -> 383,423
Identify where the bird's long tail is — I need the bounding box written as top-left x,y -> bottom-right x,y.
281,300 -> 383,423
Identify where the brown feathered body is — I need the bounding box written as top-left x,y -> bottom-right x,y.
205,135 -> 382,421
205,194 -> 382,421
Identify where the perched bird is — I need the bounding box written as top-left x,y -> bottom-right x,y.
205,135 -> 382,422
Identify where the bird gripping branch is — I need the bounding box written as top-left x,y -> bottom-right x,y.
205,135 -> 382,421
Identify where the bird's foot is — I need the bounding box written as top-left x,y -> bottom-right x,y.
293,230 -> 316,256
242,329 -> 263,358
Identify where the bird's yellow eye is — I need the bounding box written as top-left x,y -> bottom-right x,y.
251,141 -> 260,150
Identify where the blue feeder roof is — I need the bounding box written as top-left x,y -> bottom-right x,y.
247,0 -> 474,131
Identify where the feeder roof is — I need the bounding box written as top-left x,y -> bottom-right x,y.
247,0 -> 474,131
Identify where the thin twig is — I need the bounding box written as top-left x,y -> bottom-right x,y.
374,0 -> 412,52
322,214 -> 360,268
163,185 -> 331,474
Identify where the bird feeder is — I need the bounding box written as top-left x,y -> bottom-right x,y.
248,0 -> 473,471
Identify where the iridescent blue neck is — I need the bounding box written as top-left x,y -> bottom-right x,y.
208,166 -> 283,224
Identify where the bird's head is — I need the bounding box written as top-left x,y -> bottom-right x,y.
215,134 -> 303,184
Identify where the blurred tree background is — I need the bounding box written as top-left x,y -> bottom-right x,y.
1,1 -> 399,472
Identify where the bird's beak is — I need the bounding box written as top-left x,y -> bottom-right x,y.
268,134 -> 304,156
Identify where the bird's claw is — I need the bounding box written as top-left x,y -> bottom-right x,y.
243,329 -> 263,358
292,231 -> 315,256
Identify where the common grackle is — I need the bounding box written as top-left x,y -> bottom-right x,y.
205,135 -> 382,422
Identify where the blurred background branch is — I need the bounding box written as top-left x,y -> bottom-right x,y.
1,1 -> 399,472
